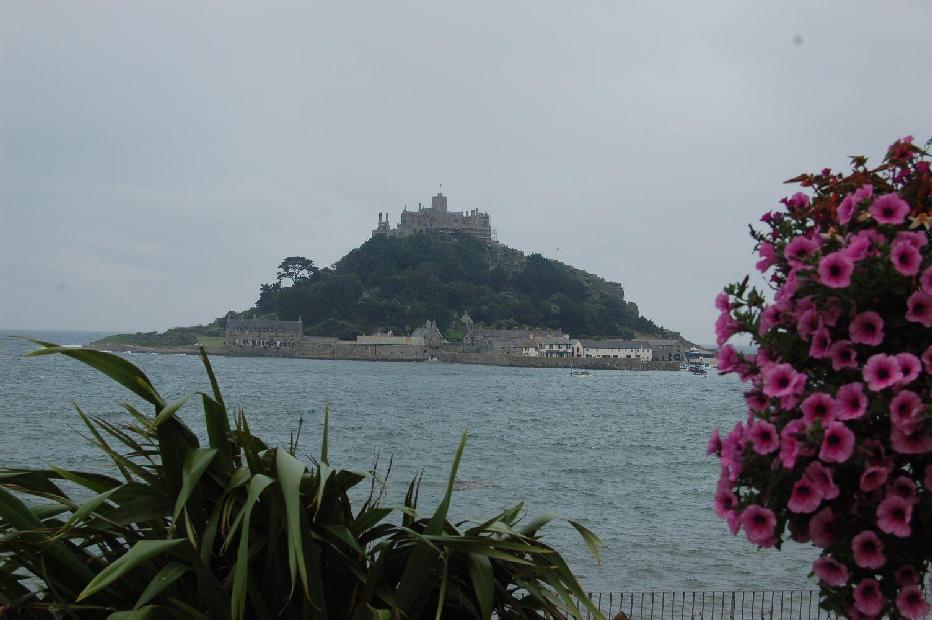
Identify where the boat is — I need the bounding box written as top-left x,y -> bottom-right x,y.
688,364 -> 707,376
570,370 -> 591,377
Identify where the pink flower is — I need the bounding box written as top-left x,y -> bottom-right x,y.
921,265 -> 932,294
829,340 -> 858,371
891,428 -> 932,455
837,195 -> 857,225
808,508 -> 834,548
890,390 -> 923,434
714,292 -> 731,312
923,345 -> 932,374
849,311 -> 885,345
897,353 -> 921,384
762,363 -> 804,398
801,392 -> 836,426
818,251 -> 854,288
842,234 -> 871,261
890,240 -> 922,276
745,390 -> 768,411
834,383 -> 867,420
869,193 -> 910,224
852,531 -> 886,569
756,242 -> 776,272
788,476 -> 823,513
725,510 -> 741,535
863,354 -> 903,391
896,586 -> 931,620
715,312 -> 740,346
808,327 -> 832,359
707,428 -> 722,455
877,495 -> 913,537
813,556 -> 848,587
905,291 -> 932,327
896,565 -> 921,587
784,236 -> 820,268
859,465 -> 889,492
805,461 -> 839,500
796,309 -> 821,340
779,419 -> 806,469
781,192 -> 810,211
713,487 -> 738,518
758,304 -> 785,335
748,420 -> 779,454
896,230 -> 928,249
890,476 -> 918,505
740,505 -> 776,546
819,422 -> 855,463
853,578 -> 886,616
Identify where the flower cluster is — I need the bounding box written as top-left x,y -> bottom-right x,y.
710,136 -> 931,619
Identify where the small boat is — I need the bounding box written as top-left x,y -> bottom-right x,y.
570,370 -> 591,377
689,364 -> 707,376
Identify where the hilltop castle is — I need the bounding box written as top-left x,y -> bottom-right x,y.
372,191 -> 495,245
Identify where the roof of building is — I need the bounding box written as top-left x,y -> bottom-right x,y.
580,339 -> 646,350
226,319 -> 302,331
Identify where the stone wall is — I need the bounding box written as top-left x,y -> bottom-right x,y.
433,352 -> 678,371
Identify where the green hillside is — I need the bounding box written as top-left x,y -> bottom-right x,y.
253,233 -> 672,340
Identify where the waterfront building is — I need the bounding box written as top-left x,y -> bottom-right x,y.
634,339 -> 685,361
462,325 -> 569,352
357,334 -> 426,347
537,336 -> 583,358
225,318 -> 303,349
579,339 -> 653,361
411,320 -> 445,348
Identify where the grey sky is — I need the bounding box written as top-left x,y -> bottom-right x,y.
2,1 -> 930,344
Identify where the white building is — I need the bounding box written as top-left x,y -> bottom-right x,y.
579,339 -> 652,361
537,336 -> 583,358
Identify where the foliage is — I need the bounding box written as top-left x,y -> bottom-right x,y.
258,233 -> 666,339
100,325 -> 224,348
709,136 -> 932,618
277,257 -> 319,286
0,342 -> 604,619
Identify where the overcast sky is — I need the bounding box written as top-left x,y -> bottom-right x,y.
2,1 -> 930,344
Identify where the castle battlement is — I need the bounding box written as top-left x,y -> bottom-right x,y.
372,192 -> 495,245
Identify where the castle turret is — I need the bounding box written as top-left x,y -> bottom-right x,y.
431,192 -> 448,213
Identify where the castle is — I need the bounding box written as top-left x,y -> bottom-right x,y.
372,191 -> 495,245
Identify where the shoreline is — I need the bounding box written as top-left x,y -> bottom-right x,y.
86,342 -> 681,371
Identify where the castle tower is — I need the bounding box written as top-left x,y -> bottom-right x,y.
431,192 -> 448,213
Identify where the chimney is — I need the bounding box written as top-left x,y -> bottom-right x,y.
378,213 -> 383,223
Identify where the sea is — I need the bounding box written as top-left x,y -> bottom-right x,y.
0,330 -> 817,594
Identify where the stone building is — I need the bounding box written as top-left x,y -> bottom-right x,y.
372,192 -> 494,245
633,339 -> 685,361
462,321 -> 568,352
225,319 -> 303,349
580,339 -> 653,361
411,320 -> 445,348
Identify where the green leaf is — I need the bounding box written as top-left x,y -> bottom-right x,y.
231,474 -> 274,620
24,340 -> 164,407
77,539 -> 185,601
61,487 -> 120,529
154,395 -> 194,428
466,553 -> 493,619
275,449 -> 310,598
320,404 -> 330,464
568,519 -> 604,565
134,562 -> 190,609
108,606 -> 161,620
172,448 -> 217,520
201,395 -> 234,472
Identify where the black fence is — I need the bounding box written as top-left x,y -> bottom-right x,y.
580,590 -> 839,620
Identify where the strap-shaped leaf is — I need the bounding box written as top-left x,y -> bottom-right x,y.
172,448 -> 218,520
465,553 -> 494,619
77,539 -> 185,601
568,519 -> 603,565
24,340 -> 164,407
231,474 -> 274,620
134,561 -> 190,609
275,449 -> 309,598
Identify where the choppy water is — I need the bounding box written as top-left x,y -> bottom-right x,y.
0,330 -> 817,593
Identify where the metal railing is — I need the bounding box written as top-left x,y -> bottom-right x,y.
580,590 -> 839,620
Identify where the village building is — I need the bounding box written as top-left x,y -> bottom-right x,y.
225,318 -> 303,349
411,320 -> 445,348
356,333 -> 426,347
579,339 -> 653,361
634,339 -> 685,361
372,192 -> 495,245
537,336 -> 583,358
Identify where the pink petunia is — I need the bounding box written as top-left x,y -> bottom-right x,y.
796,309 -> 821,340
713,487 -> 738,518
852,531 -> 886,569
818,251 -> 854,288
853,578 -> 886,616
896,586 -> 931,620
801,392 -> 836,426
829,340 -> 858,371
896,353 -> 921,385
762,363 -> 804,398
923,345 -> 932,374
842,234 -> 871,261
896,230 -> 928,249
741,505 -> 776,546
725,510 -> 741,536
870,193 -> 910,224
813,556 -> 848,587
784,236 -> 820,268
849,311 -> 885,345
808,508 -> 834,548
717,345 -> 740,373
905,291 -> 932,327
745,390 -> 769,411
748,420 -> 779,455
715,311 -> 741,346
819,422 -> 855,463
877,495 -> 913,537
834,383 -> 867,420
891,428 -> 932,455
890,476 -> 918,505
707,428 -> 722,455
808,327 -> 832,359
714,292 -> 730,312
921,265 -> 932,294
782,192 -> 810,211
758,304 -> 785,335
756,242 -> 776,272
805,461 -> 839,500
788,476 -> 823,513
859,466 -> 889,492
890,240 -> 922,276
837,195 -> 857,225
779,419 -> 806,469
896,565 -> 921,587
890,390 -> 923,434
863,354 -> 903,391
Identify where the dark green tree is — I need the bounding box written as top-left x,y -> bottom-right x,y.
276,256 -> 319,286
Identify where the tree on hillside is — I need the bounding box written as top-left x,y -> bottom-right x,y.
277,256 -> 319,286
